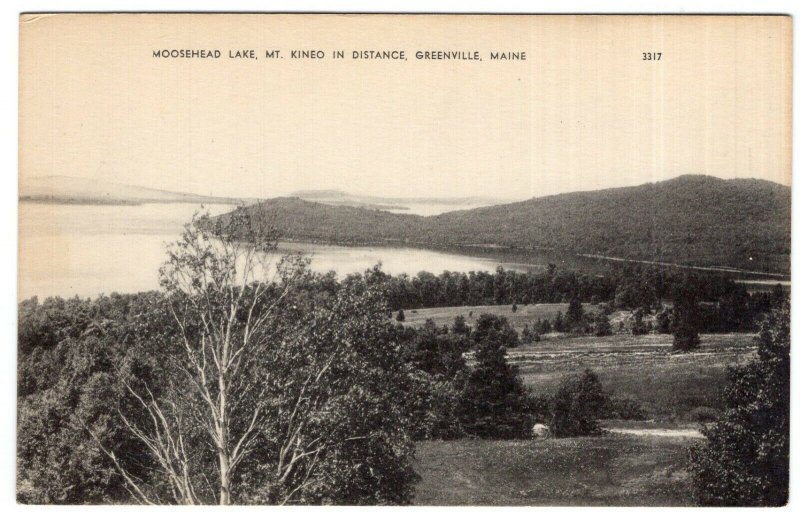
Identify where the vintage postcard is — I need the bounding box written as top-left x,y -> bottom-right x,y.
17,14 -> 791,506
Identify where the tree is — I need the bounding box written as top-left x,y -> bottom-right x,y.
656,308 -> 672,334
493,266 -> 508,305
672,279 -> 701,351
550,369 -> 608,437
520,324 -> 535,345
553,311 -> 565,332
457,331 -> 530,439
451,315 -> 470,337
594,314 -> 612,337
471,313 -> 519,349
79,211 -> 419,505
630,308 -> 648,335
565,297 -> 584,328
688,302 -> 789,506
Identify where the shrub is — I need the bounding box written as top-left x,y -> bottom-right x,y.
688,302 -> 789,506
550,369 -> 609,437
594,314 -> 612,337
605,394 -> 647,420
685,406 -> 719,423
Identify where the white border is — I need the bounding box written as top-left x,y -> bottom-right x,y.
1,2 -> 796,513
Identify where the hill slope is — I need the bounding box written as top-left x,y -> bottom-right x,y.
290,189 -> 505,211
222,175 -> 792,274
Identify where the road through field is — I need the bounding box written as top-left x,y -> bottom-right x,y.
605,427 -> 704,439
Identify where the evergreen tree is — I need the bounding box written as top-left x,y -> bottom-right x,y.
451,315 -> 470,337
594,314 -> 612,337
493,266 -> 508,305
457,330 -> 529,439
565,297 -> 584,328
553,311 -> 565,332
688,302 -> 789,506
672,280 -> 701,350
631,308 -> 648,335
656,308 -> 672,334
521,324 -> 535,345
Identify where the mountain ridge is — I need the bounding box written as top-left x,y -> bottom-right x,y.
223,175 -> 791,275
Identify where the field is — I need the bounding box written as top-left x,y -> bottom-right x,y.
397,302 -> 599,331
405,303 -> 758,506
400,303 -> 757,419
413,434 -> 696,505
509,332 -> 756,419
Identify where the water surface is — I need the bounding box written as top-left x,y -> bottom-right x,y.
18,202 -> 542,300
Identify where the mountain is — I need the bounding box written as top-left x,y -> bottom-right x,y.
19,176 -> 250,205
289,189 -> 505,212
224,175 -> 791,275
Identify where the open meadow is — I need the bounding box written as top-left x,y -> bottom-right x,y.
509,332 -> 757,419
413,434 -> 696,505
404,304 -> 761,505
397,302 -> 599,331
399,303 -> 757,420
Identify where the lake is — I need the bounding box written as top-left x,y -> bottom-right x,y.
18,202 -> 546,300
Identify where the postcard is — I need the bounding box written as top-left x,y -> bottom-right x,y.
17,13 -> 791,506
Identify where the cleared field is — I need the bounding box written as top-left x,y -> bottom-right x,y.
413,434 -> 695,506
396,303 -> 599,331
509,333 -> 757,419
400,303 -> 757,419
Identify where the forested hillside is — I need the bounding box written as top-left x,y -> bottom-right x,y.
222,175 -> 791,274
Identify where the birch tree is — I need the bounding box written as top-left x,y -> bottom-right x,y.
83,209 -> 419,505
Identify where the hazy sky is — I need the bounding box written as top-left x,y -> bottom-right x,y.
20,14 -> 791,200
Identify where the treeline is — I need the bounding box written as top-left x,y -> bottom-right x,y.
372,264 -> 783,332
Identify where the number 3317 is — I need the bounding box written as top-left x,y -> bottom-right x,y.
642,52 -> 662,61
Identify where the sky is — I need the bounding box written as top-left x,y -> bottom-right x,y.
19,14 -> 792,200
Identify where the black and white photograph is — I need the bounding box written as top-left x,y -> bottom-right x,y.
13,12 -> 793,506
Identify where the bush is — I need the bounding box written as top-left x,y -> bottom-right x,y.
396,309 -> 405,322
688,302 -> 789,506
550,369 -> 609,437
594,314 -> 612,337
685,406 -> 719,423
605,395 -> 647,420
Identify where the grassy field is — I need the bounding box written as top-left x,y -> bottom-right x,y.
404,303 -> 755,505
399,303 -> 757,420
396,302 -> 599,331
507,332 -> 756,419
413,434 -> 696,505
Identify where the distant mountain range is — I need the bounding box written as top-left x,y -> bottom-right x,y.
19,176 -> 250,205
18,176 -> 500,211
222,175 -> 791,275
